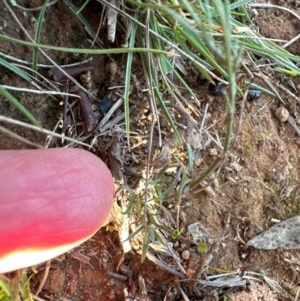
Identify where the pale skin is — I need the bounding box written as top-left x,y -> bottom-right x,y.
0,148 -> 114,273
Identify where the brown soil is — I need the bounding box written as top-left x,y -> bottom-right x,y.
1,0 -> 300,300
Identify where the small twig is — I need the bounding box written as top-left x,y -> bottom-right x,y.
294,288 -> 300,301
0,125 -> 42,148
146,251 -> 185,279
107,270 -> 128,281
196,277 -> 246,287
0,115 -> 92,148
32,294 -> 48,301
138,274 -> 147,295
116,252 -> 125,272
12,0 -> 59,11
272,80 -> 300,104
149,237 -> 186,275
35,260 -> 51,296
176,285 -> 191,301
69,251 -> 94,268
50,65 -> 93,82
234,223 -> 247,245
1,85 -> 79,98
287,115 -> 300,137
235,88 -> 248,139
282,33 -> 300,49
44,100 -> 78,148
199,103 -> 208,135
0,50 -> 93,68
98,98 -> 123,128
62,81 -> 69,144
13,63 -> 61,92
77,90 -> 97,133
247,3 -> 300,22
99,113 -> 129,133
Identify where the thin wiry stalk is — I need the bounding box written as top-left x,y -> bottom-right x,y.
124,15 -> 137,143
0,115 -> 91,148
0,86 -> 41,127
0,125 -> 42,148
32,0 -> 50,72
10,0 -> 58,11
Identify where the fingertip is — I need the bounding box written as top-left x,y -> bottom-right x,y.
0,148 -> 115,272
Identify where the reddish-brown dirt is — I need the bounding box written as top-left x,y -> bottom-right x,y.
1,0 -> 300,300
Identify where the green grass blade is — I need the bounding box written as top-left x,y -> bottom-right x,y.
0,58 -> 32,82
229,0 -> 252,10
124,17 -> 138,143
0,277 -> 12,297
190,158 -> 223,190
0,33 -> 170,56
20,273 -> 35,301
126,0 -> 182,9
155,91 -> 182,144
122,225 -> 144,242
62,0 -> 103,46
32,0 -> 51,72
186,143 -> 194,175
0,86 -> 41,127
76,0 -> 91,14
141,225 -> 154,262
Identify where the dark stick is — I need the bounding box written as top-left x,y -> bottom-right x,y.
61,81 -> 69,145
50,64 -> 94,82
77,90 -> 96,133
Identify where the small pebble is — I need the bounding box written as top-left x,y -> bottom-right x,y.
275,107 -> 289,122
181,250 -> 190,260
209,148 -> 218,156
109,62 -> 118,76
67,282 -> 77,295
